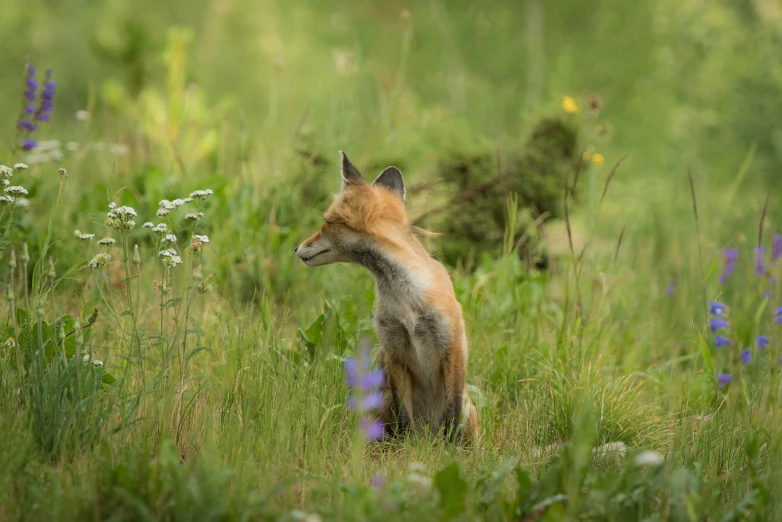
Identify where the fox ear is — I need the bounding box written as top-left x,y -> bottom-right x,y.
340,151 -> 366,190
372,166 -> 405,202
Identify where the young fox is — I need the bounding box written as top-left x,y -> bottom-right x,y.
295,151 -> 479,442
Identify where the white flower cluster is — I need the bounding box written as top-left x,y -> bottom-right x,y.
157,198 -> 192,216
105,203 -> 137,230
73,230 -> 95,241
189,189 -> 214,201
98,238 -> 116,246
0,164 -> 27,202
193,234 -> 209,243
88,253 -> 112,270
25,140 -> 64,165
159,248 -> 183,268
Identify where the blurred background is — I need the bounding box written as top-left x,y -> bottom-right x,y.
2,0 -> 782,301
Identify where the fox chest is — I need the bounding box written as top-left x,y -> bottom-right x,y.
374,299 -> 451,381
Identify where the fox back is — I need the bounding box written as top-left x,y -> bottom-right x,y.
295,151 -> 478,441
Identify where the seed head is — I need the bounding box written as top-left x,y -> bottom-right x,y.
47,257 -> 55,278
132,245 -> 141,265
88,253 -> 111,270
8,247 -> 16,269
21,242 -> 29,264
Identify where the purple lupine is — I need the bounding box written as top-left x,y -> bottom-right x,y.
371,474 -> 386,488
755,246 -> 767,276
714,336 -> 733,348
720,249 -> 739,284
757,336 -> 770,350
665,278 -> 677,296
773,235 -> 782,262
740,349 -> 752,364
344,340 -> 385,441
715,373 -> 733,387
709,301 -> 728,316
16,63 -> 55,151
775,306 -> 782,324
709,318 -> 730,333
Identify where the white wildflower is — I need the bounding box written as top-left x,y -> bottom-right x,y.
142,222 -> 154,228
162,234 -> 177,243
50,149 -> 64,161
75,110 -> 90,121
79,233 -> 95,241
184,212 -> 199,220
634,450 -> 664,467
74,230 -> 82,237
65,142 -> 80,152
161,255 -> 183,268
105,205 -> 137,230
15,198 -> 29,208
0,195 -> 13,204
157,208 -> 170,217
98,237 -> 116,246
0,165 -> 12,176
92,359 -> 104,367
38,140 -> 61,151
108,202 -> 117,209
13,163 -> 28,170
189,189 -> 214,200
4,186 -> 28,196
193,234 -> 209,243
152,223 -> 169,234
2,179 -> 9,186
158,249 -> 177,258
88,253 -> 111,270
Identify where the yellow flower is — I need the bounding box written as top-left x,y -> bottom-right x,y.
592,153 -> 605,168
561,96 -> 580,114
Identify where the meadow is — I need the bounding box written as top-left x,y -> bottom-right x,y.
2,1 -> 782,520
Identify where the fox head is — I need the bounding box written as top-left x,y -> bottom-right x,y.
295,151 -> 408,267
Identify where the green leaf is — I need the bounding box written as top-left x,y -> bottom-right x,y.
433,462 -> 468,521
15,308 -> 30,328
101,372 -> 116,385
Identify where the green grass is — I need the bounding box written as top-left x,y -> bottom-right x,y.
2,1 -> 782,520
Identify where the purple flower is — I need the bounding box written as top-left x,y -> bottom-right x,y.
709,318 -> 730,333
18,139 -> 37,151
757,336 -> 770,350
740,349 -> 752,364
360,418 -> 384,440
347,391 -> 384,412
775,306 -> 782,324
16,120 -> 36,132
23,103 -> 36,114
774,235 -> 782,262
371,474 -> 386,488
665,278 -> 677,296
720,249 -> 739,284
709,301 -> 728,316
714,336 -> 733,348
755,246 -> 767,276
715,373 -> 733,387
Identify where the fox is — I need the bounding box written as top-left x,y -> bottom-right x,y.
295,151 -> 479,442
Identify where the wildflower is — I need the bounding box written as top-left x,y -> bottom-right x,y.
344,339 -> 385,441
152,223 -> 170,234
709,318 -> 730,333
105,205 -> 137,230
775,306 -> 782,324
0,165 -> 12,176
88,253 -> 111,270
634,450 -> 665,467
184,212 -> 200,220
719,249 -> 738,284
755,246 -> 767,276
189,189 -> 214,201
591,153 -> 605,168
773,235 -> 782,262
18,139 -> 37,151
159,199 -> 187,210
13,163 -> 28,171
142,222 -> 154,228
714,336 -> 733,348
17,64 -> 55,150
158,249 -> 183,267
371,474 -> 386,488
561,96 -> 580,114
98,237 -> 116,246
665,278 -> 677,296
740,349 -> 752,364
709,301 -> 728,316
1,180 -> 9,186
35,69 -> 56,123
92,360 -> 104,367
0,196 -> 12,204
66,142 -> 79,152
157,208 -> 170,217
757,336 -> 770,349
75,110 -> 90,121
162,234 -> 177,243
4,186 -> 28,197
715,373 -> 733,387
108,202 -> 117,209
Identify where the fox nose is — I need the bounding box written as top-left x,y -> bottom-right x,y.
294,245 -> 299,253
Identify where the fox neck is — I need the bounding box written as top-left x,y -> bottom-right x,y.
346,237 -> 431,294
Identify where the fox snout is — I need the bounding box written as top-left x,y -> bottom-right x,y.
295,231 -> 344,267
